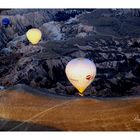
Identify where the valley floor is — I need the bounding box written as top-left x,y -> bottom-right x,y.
0,85 -> 140,131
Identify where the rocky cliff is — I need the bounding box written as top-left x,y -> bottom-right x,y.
0,9 -> 140,97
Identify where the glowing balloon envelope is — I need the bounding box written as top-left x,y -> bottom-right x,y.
26,28 -> 42,45
65,58 -> 96,96
2,17 -> 10,26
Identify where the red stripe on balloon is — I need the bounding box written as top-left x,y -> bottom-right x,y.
86,75 -> 93,80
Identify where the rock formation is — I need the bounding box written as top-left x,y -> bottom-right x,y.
0,9 -> 140,97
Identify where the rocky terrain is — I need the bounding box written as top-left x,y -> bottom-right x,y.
0,9 -> 140,131
0,9 -> 140,97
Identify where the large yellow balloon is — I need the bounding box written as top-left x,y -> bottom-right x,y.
65,58 -> 96,96
26,28 -> 42,45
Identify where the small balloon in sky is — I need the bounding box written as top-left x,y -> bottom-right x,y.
2,17 -> 10,27
26,28 -> 42,45
65,58 -> 96,96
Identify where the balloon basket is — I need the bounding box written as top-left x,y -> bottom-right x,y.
78,92 -> 84,96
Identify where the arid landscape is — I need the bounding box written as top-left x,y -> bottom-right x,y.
1,84 -> 140,131
0,9 -> 140,131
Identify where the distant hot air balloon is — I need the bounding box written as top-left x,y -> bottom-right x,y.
65,58 -> 96,96
2,17 -> 10,27
26,28 -> 42,45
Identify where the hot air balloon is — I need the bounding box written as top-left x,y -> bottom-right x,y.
2,17 -> 10,27
26,28 -> 42,45
65,58 -> 96,96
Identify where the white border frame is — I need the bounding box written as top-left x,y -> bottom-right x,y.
0,0 -> 140,8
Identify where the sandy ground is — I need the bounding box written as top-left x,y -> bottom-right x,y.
0,85 -> 140,131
